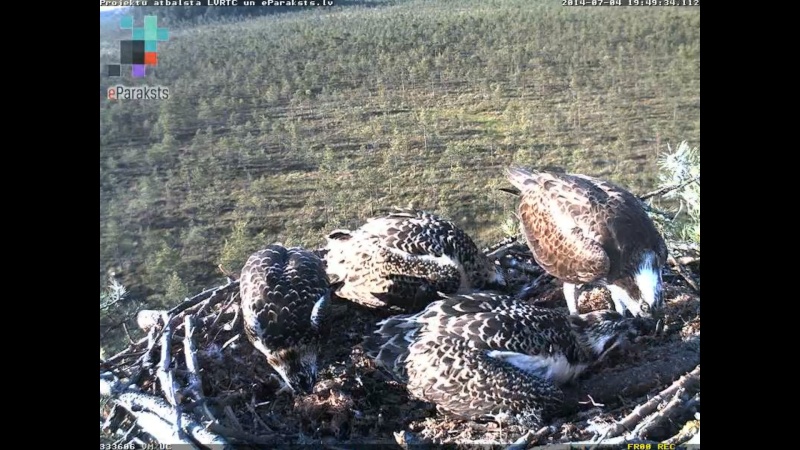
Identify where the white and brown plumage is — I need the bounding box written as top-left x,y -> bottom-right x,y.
363,293 -> 650,428
505,167 -> 668,318
322,210 -> 506,312
240,244 -> 331,394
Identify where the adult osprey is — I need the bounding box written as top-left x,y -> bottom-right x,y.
505,167 -> 668,318
363,293 -> 650,428
239,244 -> 331,394
321,210 -> 506,312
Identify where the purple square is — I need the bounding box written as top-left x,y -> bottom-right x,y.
132,65 -> 146,77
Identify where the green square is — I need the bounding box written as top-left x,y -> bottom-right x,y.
120,15 -> 133,29
144,16 -> 157,40
132,28 -> 144,40
145,40 -> 158,52
157,28 -> 169,41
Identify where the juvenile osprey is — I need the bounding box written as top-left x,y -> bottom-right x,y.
505,167 -> 668,318
322,210 -> 506,312
363,293 -> 650,428
240,244 -> 330,394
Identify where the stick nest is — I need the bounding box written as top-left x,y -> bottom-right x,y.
100,238 -> 700,449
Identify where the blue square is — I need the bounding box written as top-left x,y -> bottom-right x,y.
145,40 -> 158,52
132,28 -> 144,40
157,28 -> 169,41
120,15 -> 133,29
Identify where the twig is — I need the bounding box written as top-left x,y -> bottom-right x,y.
133,326 -> 163,383
218,264 -> 238,282
206,422 -> 278,446
168,279 -> 240,317
132,410 -> 197,447
578,395 -> 604,407
639,175 -> 699,201
246,397 -> 274,433
594,365 -> 700,440
101,372 -> 130,397
668,254 -> 700,293
209,293 -> 238,331
157,312 -> 183,439
224,406 -> 243,431
113,421 -> 139,446
222,335 -> 240,351
123,323 -> 136,345
505,423 -> 558,450
675,256 -> 699,266
114,391 -> 229,447
100,337 -> 148,368
484,236 -> 519,258
632,387 -> 686,438
663,402 -> 701,445
183,315 -> 218,423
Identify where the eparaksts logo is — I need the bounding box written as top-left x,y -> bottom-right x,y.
107,85 -> 170,100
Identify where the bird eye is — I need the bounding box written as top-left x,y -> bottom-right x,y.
640,303 -> 650,312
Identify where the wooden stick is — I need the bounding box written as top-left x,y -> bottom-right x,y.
130,410 -> 197,448
594,365 -> 700,441
633,387 -> 689,438
206,422 -> 278,446
639,175 -> 699,201
157,312 -> 183,439
167,279 -> 240,317
668,254 -> 700,293
505,421 -> 561,450
115,391 -> 229,448
183,315 -> 218,423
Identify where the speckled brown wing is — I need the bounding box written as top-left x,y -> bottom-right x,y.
571,174 -> 669,276
404,334 -> 563,427
507,168 -> 611,284
240,245 -> 330,351
372,211 -> 481,263
363,292 -> 649,427
326,233 -> 462,310
414,293 -> 586,365
323,210 -> 486,311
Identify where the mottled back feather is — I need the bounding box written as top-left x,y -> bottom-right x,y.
240,244 -> 331,351
323,210 -> 504,311
506,167 -> 667,285
363,292 -> 649,426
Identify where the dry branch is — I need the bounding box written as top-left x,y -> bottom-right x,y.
592,365 -> 700,441
634,389 -> 698,439
129,410 -> 197,448
664,409 -> 700,445
167,279 -> 239,316
505,422 -> 561,450
115,391 -> 229,448
668,254 -> 700,293
639,175 -> 700,201
183,315 -> 217,423
156,311 -> 183,439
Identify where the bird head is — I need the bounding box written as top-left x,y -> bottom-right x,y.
609,250 -> 666,319
266,345 -> 319,395
472,254 -> 508,291
571,310 -> 655,362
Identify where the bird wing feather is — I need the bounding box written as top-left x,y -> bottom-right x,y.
240,245 -> 330,350
507,167 -> 611,283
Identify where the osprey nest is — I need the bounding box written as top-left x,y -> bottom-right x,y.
99,237 -> 700,450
